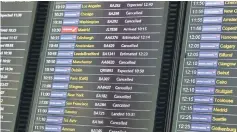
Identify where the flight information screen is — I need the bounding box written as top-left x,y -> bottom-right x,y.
172,1 -> 237,132
0,1 -> 36,132
28,1 -> 168,132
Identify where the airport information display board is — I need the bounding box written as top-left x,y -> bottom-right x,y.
172,1 -> 237,132
28,1 -> 168,132
0,1 -> 36,132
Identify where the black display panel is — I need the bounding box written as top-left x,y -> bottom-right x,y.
172,1 -> 237,132
0,1 -> 37,132
28,2 -> 168,132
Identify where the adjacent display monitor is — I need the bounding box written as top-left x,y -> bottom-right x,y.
28,1 -> 169,132
171,1 -> 237,132
0,1 -> 37,131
